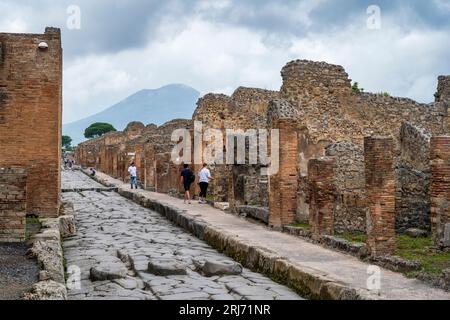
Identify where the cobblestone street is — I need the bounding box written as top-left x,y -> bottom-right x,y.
62,170 -> 303,300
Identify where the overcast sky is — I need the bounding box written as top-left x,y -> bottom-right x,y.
2,0 -> 450,124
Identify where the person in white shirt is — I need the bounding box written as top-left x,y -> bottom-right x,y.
198,163 -> 214,203
128,162 -> 138,189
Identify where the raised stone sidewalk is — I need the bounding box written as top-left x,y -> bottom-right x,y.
88,170 -> 450,300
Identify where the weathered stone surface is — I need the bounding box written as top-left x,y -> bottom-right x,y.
374,255 -> 421,273
90,262 -> 128,281
405,228 -> 428,238
237,206 -> 269,223
58,215 -> 76,238
28,240 -> 64,284
23,280 -> 67,300
147,259 -> 187,276
196,260 -> 243,277
214,202 -> 230,211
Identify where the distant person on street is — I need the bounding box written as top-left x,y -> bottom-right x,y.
198,163 -> 214,204
90,168 -> 96,177
180,164 -> 195,204
128,162 -> 138,189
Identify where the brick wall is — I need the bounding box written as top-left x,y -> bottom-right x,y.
0,168 -> 27,242
365,137 -> 396,257
0,28 -> 62,217
430,136 -> 450,248
268,100 -> 299,228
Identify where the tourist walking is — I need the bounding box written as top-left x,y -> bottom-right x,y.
128,162 -> 138,189
198,163 -> 214,204
180,164 -> 195,204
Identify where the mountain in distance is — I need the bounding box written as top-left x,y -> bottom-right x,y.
63,84 -> 200,145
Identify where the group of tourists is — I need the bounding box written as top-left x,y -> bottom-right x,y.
63,158 -> 75,169
127,162 -> 214,204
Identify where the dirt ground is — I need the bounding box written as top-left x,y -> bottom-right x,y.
0,243 -> 39,300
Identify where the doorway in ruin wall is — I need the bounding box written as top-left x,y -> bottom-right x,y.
230,165 -> 269,211
296,127 -> 332,222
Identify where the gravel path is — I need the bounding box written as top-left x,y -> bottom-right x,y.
0,243 -> 39,300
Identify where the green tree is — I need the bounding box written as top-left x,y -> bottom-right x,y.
62,135 -> 72,150
352,82 -> 364,93
84,122 -> 117,139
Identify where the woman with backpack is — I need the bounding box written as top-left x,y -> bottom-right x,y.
180,164 -> 195,204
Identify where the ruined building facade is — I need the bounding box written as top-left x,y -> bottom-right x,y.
0,28 -> 62,241
76,60 -> 450,253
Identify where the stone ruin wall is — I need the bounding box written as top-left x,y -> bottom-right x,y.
0,28 -> 62,218
193,88 -> 278,206
280,60 -> 448,232
76,59 -> 449,236
325,142 -> 366,233
435,76 -> 450,103
396,123 -> 432,233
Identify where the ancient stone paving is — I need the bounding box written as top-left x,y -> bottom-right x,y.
61,171 -> 303,300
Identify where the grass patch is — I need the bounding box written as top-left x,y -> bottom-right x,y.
396,235 -> 450,276
291,222 -> 311,230
336,232 -> 367,244
25,215 -> 41,241
206,195 -> 215,202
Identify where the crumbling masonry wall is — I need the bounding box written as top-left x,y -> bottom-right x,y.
396,123 -> 432,232
435,76 -> 450,103
280,60 -> 448,227
0,28 -> 62,217
0,168 -> 27,242
325,142 -> 366,233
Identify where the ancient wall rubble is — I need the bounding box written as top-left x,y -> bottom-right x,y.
0,28 -> 62,218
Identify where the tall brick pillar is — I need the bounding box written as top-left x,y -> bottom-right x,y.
267,99 -> 299,229
364,136 -> 396,257
308,158 -> 336,236
430,136 -> 450,248
0,168 -> 27,242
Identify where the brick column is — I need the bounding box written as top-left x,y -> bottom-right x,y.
364,137 -> 396,257
308,158 -> 336,236
268,119 -> 298,228
430,136 -> 450,248
0,168 -> 27,242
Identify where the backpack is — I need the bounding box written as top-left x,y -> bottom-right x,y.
189,170 -> 196,183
